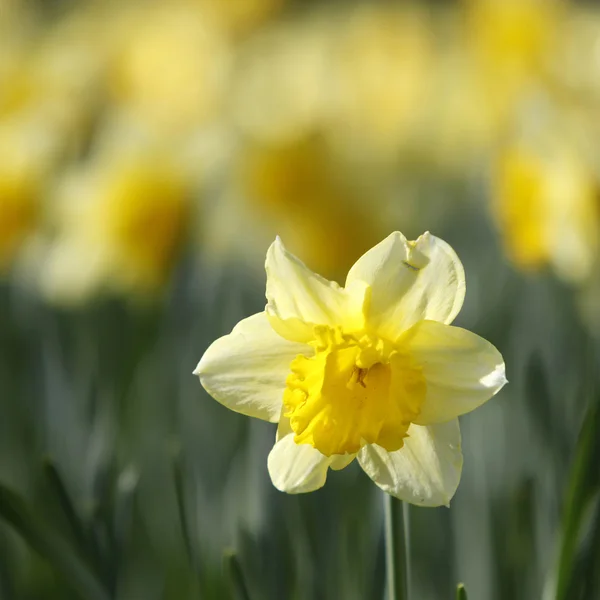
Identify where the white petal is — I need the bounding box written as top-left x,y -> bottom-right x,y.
265,237 -> 349,330
346,232 -> 466,339
404,320 -> 507,425
268,433 -> 332,493
358,420 -> 463,507
194,312 -> 309,423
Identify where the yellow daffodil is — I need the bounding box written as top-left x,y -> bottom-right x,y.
195,232 -> 506,505
492,134 -> 599,283
462,0 -> 562,141
190,0 -> 284,37
330,4 -> 433,155
465,0 -> 560,78
0,118 -> 58,275
109,3 -> 231,133
42,149 -> 193,304
235,134 -> 387,280
0,164 -> 40,274
550,6 -> 600,103
230,15 -> 331,142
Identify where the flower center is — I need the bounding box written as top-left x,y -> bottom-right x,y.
283,326 -> 425,457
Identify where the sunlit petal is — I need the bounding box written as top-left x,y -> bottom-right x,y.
346,231 -> 466,339
268,433 -> 332,493
265,237 -> 350,332
358,420 -> 462,507
403,320 -> 507,425
194,312 -> 309,422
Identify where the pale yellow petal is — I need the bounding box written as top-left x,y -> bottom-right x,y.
269,418 -> 355,489
194,312 -> 309,423
330,453 -> 357,471
265,237 -> 349,331
358,420 -> 463,507
268,433 -> 332,493
276,413 -> 293,440
403,320 -> 507,425
346,231 -> 466,339
266,314 -> 317,345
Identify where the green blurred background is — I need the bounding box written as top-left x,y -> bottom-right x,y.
1,0 -> 599,598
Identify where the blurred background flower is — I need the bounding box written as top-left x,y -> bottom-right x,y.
0,122 -> 46,275
491,118 -> 599,283
1,1 -> 599,599
42,140 -> 196,304
107,2 -> 232,136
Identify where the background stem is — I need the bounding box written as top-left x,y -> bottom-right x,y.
384,493 -> 410,600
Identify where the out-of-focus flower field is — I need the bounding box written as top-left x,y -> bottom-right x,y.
0,0 -> 599,598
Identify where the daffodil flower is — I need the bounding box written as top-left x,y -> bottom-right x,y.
195,232 -> 506,506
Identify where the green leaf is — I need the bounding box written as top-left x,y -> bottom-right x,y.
171,444 -> 196,571
0,481 -> 110,600
584,494 -> 600,598
223,549 -> 252,600
555,399 -> 600,600
456,583 -> 468,600
42,457 -> 89,556
113,465 -> 139,561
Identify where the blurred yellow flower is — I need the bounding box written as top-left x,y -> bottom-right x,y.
465,0 -> 559,75
0,166 -> 40,274
109,3 -> 231,133
43,150 -> 193,304
230,15 -> 332,142
235,134 -> 386,280
0,9 -> 107,147
330,4 -> 433,155
492,135 -> 599,283
463,0 -> 561,132
195,232 -> 506,505
548,6 -> 600,97
414,47 -> 497,172
192,0 -> 284,36
0,118 -> 59,276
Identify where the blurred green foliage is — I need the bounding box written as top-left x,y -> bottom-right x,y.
1,206 -> 599,599
1,0 -> 600,598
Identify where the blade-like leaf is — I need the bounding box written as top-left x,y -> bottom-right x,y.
0,482 -> 110,600
555,399 -> 600,600
223,549 -> 252,600
171,444 -> 196,570
42,457 -> 89,556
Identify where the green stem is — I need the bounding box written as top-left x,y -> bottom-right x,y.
384,493 -> 410,600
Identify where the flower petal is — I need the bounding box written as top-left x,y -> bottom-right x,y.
330,453 -> 357,471
265,237 -> 350,330
358,420 -> 463,507
269,418 -> 354,490
268,433 -> 332,493
194,312 -> 309,423
345,231 -> 466,339
404,320 -> 507,425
